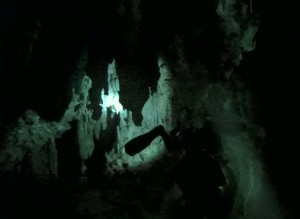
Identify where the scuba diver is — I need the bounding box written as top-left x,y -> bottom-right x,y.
124,122 -> 227,219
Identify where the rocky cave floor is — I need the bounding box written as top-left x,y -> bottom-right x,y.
1,155 -> 200,219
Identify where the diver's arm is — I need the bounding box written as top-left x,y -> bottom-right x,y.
124,125 -> 176,155
158,126 -> 173,152
124,125 -> 164,155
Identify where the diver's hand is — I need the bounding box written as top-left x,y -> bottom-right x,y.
153,125 -> 174,151
153,125 -> 165,135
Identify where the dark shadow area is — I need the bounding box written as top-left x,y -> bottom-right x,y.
56,121 -> 82,183
84,136 -> 107,187
234,2 -> 300,217
0,173 -> 78,219
125,123 -> 229,219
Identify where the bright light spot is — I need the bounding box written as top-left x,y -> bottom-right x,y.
99,60 -> 124,114
100,89 -> 123,114
106,94 -> 123,113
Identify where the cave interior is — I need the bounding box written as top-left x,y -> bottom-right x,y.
0,0 -> 299,219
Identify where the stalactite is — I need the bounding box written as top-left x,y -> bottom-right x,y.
217,0 -> 259,78
104,57 -> 174,173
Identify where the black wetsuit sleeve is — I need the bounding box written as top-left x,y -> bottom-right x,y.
124,126 -> 163,155
124,125 -> 179,155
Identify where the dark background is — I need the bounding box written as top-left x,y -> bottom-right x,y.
1,0 -> 299,218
